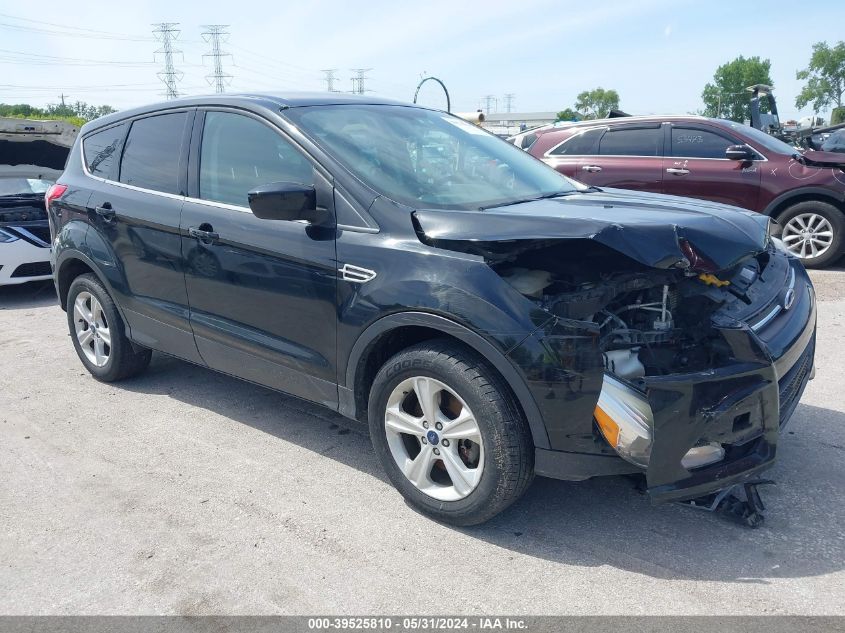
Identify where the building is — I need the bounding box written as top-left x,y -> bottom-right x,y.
481,111 -> 559,136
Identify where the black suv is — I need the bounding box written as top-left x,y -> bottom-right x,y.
49,94 -> 816,525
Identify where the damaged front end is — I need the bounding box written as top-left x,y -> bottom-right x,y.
413,193 -> 817,502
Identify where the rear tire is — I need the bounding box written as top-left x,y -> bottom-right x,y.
368,339 -> 534,526
67,274 -> 151,382
775,201 -> 844,268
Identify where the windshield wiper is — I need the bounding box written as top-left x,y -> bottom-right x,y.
479,188 -> 597,211
479,191 -> 574,210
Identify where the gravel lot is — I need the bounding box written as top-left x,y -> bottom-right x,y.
1,267 -> 844,615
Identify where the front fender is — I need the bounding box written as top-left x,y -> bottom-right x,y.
344,311 -> 551,450
762,186 -> 845,217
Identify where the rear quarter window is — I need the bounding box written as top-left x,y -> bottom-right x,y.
549,128 -> 603,155
82,124 -> 126,178
119,112 -> 187,194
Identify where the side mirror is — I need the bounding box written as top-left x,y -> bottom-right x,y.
247,182 -> 324,223
725,145 -> 754,161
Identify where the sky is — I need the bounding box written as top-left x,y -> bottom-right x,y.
2,0 -> 844,121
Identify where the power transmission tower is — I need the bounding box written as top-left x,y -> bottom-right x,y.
201,25 -> 232,94
321,69 -> 339,92
350,68 -> 372,95
503,93 -> 515,113
482,95 -> 497,114
152,23 -> 183,100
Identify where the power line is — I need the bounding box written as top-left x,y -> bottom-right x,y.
0,11 -> 154,38
321,69 -> 339,92
0,20 -> 154,41
201,25 -> 232,94
0,48 -> 156,67
152,23 -> 183,100
503,93 -> 515,113
350,68 -> 372,95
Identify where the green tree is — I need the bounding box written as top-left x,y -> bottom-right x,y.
796,41 -> 845,116
556,107 -> 581,121
574,88 -> 620,119
701,56 -> 773,122
0,101 -> 116,124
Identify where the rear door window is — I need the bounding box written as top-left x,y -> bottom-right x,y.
119,112 -> 187,194
82,124 -> 126,179
599,127 -> 662,156
671,127 -> 736,159
549,128 -> 604,155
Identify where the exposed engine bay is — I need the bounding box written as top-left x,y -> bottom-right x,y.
495,242 -> 770,381
493,241 -> 791,475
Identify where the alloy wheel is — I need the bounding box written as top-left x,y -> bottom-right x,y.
384,376 -> 484,501
781,212 -> 834,260
73,291 -> 111,367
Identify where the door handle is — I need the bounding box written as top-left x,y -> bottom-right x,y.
188,226 -> 219,244
581,165 -> 602,173
666,168 -> 690,176
94,204 -> 116,221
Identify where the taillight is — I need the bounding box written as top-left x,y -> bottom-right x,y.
679,239 -> 719,273
45,183 -> 68,213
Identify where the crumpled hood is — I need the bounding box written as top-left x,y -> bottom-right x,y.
413,188 -> 771,271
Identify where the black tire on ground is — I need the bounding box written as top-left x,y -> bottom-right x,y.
368,339 -> 534,526
775,200 -> 845,269
66,273 -> 152,382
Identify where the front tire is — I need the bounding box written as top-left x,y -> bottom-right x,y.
368,339 -> 534,526
776,201 -> 844,268
67,274 -> 151,382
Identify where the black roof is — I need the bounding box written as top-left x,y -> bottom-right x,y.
80,91 -> 416,134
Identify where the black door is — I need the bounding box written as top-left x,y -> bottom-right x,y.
181,109 -> 339,406
84,110 -> 203,363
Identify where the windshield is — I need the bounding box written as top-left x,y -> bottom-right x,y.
0,177 -> 52,197
720,120 -> 800,155
285,105 -> 581,210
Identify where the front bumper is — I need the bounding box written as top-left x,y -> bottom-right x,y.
0,225 -> 52,286
513,256 -> 816,502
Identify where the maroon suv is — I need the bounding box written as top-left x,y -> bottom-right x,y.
522,116 -> 845,267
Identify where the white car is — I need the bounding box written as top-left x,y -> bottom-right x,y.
0,117 -> 77,286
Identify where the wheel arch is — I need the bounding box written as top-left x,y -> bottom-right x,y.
343,312 -> 550,450
55,252 -> 131,335
763,187 -> 845,219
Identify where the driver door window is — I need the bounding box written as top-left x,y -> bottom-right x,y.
199,111 -> 313,207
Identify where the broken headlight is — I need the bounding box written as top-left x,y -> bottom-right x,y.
594,374 -> 726,471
